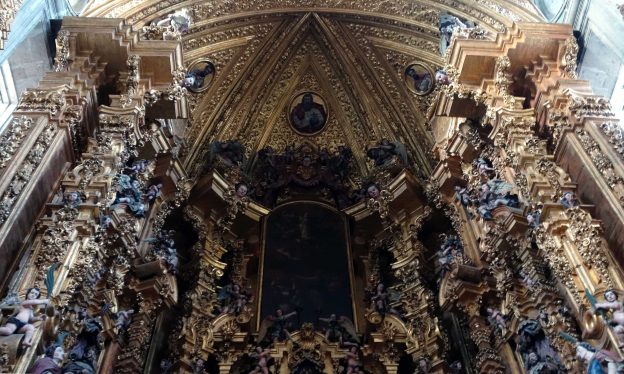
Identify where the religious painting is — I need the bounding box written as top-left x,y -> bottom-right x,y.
259,202 -> 354,331
182,59 -> 215,93
404,62 -> 435,95
288,91 -> 328,135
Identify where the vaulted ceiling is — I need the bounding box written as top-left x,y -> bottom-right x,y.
82,1 -> 543,178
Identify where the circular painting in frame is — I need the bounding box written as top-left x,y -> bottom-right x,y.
182,59 -> 215,93
404,62 -> 435,96
288,91 -> 329,136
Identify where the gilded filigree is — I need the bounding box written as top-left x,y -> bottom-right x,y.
0,123 -> 57,226
535,157 -> 563,201
566,207 -> 613,288
567,93 -> 613,118
53,30 -> 71,72
0,116 -> 33,169
16,86 -> 68,115
120,55 -> 141,108
561,37 -> 578,79
575,128 -> 624,191
600,122 -> 624,161
535,226 -> 582,305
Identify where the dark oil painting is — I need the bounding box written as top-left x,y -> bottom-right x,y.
260,202 -> 353,328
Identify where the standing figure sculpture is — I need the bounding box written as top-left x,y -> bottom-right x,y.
114,309 -> 134,332
0,287 -> 49,347
27,343 -> 65,374
517,319 -> 564,373
486,307 -> 507,335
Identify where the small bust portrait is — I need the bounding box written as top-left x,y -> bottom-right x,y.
288,92 -> 328,135
183,60 -> 215,93
404,62 -> 435,95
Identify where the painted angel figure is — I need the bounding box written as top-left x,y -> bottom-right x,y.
343,344 -> 362,374
437,234 -> 465,283
474,157 -> 495,177
154,9 -> 192,39
477,179 -> 520,220
217,283 -> 252,315
258,309 -> 298,344
145,230 -> 178,273
527,209 -> 541,228
125,159 -> 150,176
0,287 -> 49,347
114,309 -> 134,332
249,346 -> 272,374
594,289 -> 624,342
145,183 -> 163,202
369,283 -> 400,316
486,307 -> 507,334
559,191 -> 580,209
112,174 -> 145,217
318,314 -> 359,344
576,341 -> 623,374
366,139 -> 407,167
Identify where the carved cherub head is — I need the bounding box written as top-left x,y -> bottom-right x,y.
235,182 -> 248,198
26,287 -> 41,300
367,184 -> 380,199
605,289 -> 619,302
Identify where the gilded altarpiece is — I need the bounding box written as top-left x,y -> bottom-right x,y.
3,1 -> 624,374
